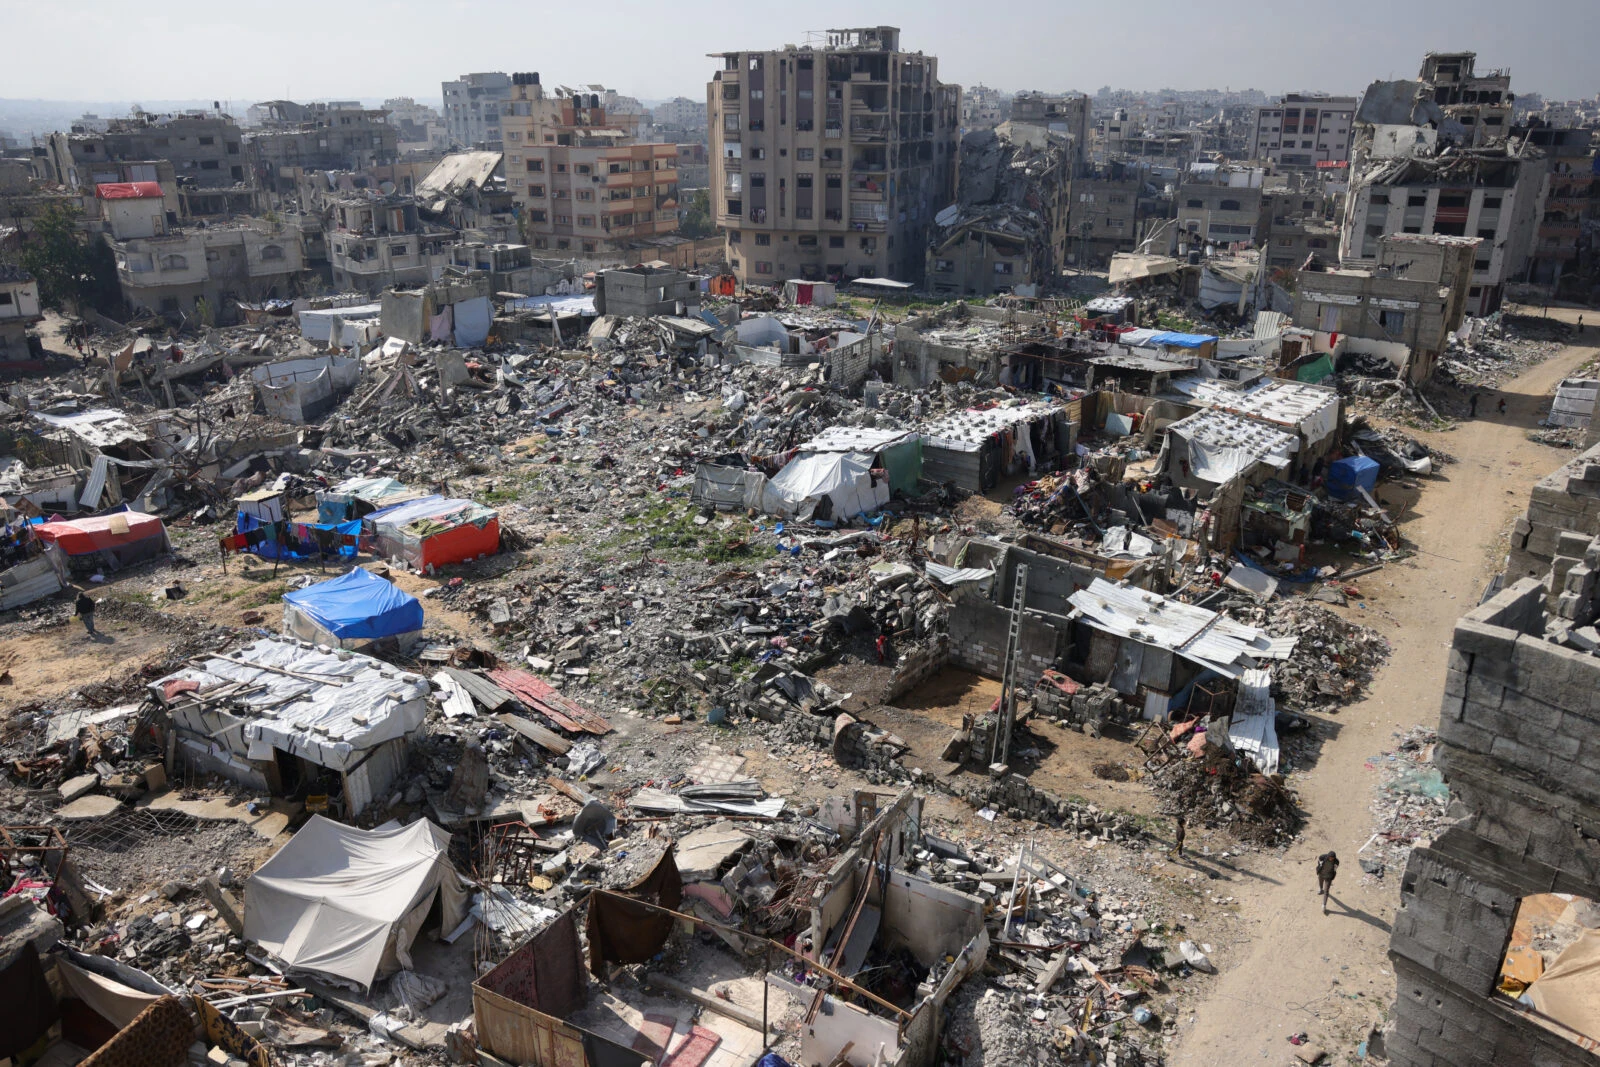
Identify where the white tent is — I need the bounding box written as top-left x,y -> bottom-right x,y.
761,451 -> 888,522
244,816 -> 468,990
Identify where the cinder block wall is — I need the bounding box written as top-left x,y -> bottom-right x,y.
946,591 -> 1062,687
1388,577 -> 1600,1067
1506,443 -> 1600,581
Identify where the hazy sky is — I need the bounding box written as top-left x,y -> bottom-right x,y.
4,0 -> 1596,106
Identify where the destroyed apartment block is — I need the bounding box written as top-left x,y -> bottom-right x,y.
0,265 -> 44,366
927,122 -> 1071,297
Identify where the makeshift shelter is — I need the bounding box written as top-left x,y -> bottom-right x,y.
365,494 -> 499,570
151,638 -> 430,815
252,355 -> 361,424
783,279 -> 837,306
34,510 -> 169,572
316,476 -> 419,525
244,816 -> 468,991
762,452 -> 888,522
795,426 -> 924,495
282,568 -> 424,650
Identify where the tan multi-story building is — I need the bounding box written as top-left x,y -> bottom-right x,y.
500,73 -> 680,254
707,26 -> 959,285
1250,93 -> 1357,169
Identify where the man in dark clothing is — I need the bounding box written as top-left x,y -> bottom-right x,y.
1173,813 -> 1187,858
1316,851 -> 1340,914
1468,393 -> 1480,417
1497,397 -> 1508,416
73,591 -> 97,637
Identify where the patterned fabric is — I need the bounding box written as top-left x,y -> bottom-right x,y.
80,994 -> 196,1067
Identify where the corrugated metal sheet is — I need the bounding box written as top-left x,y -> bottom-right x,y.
1067,578 -> 1294,678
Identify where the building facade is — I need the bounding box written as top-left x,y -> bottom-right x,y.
707,26 -> 960,285
48,112 -> 246,190
247,103 -> 399,191
500,75 -> 680,254
0,266 -> 43,362
442,72 -> 513,149
1250,93 -> 1357,168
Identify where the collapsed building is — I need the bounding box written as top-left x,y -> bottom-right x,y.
926,123 -> 1071,297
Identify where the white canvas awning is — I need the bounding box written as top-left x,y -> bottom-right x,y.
244,815 -> 468,990
762,452 -> 888,521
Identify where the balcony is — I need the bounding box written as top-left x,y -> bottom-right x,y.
722,157 -> 741,172
821,157 -> 842,169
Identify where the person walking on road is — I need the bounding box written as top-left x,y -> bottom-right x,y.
1468,392 -> 1480,417
73,589 -> 98,638
1173,812 -> 1187,859
1497,397 -> 1508,416
1316,850 -> 1340,914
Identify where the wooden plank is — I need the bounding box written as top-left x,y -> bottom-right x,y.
443,668 -> 515,712
497,713 -> 571,755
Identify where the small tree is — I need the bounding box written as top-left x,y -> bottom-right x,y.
19,202 -> 120,315
678,189 -> 716,239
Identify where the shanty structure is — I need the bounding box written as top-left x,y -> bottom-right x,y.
1160,409 -> 1299,493
281,567 -> 424,650
34,511 -> 170,572
251,354 -> 360,424
920,402 -> 1072,492
761,452 -> 889,523
244,815 -> 467,990
151,638 -> 430,815
364,494 -> 499,570
316,476 -> 421,524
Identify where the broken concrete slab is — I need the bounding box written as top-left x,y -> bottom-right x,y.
675,822 -> 753,882
58,772 -> 101,803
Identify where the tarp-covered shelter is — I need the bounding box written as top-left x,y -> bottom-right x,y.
282,567 -> 424,649
244,815 -> 468,991
365,494 -> 499,570
316,477 -> 421,525
762,452 -> 889,522
1162,409 -> 1298,492
783,279 -> 837,306
151,638 -> 429,815
34,511 -> 169,571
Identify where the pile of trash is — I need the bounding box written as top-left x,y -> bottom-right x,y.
1358,725 -> 1452,883
1151,745 -> 1301,847
1260,598 -> 1390,714
1437,315 -> 1571,389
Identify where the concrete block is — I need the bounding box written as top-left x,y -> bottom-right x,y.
1464,675 -> 1505,710
1452,619 -> 1518,659
1443,667 -> 1469,700
1489,735 -> 1550,773
1501,688 -> 1565,731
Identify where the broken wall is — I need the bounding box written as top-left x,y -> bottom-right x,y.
1386,576 -> 1600,1066
1507,443 -> 1600,583
946,585 -> 1065,686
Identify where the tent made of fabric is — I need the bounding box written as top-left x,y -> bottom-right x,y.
365,495 -> 499,569
1148,332 -> 1217,349
282,568 -> 424,645
34,511 -> 169,569
244,815 -> 468,990
762,452 -> 889,522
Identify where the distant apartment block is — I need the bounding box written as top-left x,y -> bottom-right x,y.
1251,93 -> 1357,168
48,112 -> 246,190
500,73 -> 679,254
707,26 -> 959,285
442,72 -> 513,149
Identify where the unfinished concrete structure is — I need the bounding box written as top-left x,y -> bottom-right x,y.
594,266 -> 697,318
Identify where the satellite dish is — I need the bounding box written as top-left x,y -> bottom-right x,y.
378,180 -> 396,195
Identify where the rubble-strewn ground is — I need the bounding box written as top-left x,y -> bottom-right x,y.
2,300 -> 1595,1066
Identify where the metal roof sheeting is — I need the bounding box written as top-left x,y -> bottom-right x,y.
1067,578 -> 1294,678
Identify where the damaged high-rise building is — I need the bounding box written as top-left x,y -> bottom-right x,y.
925,123 -> 1071,297
707,26 -> 960,286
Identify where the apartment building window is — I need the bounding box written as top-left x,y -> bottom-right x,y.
576,164 -> 591,174
577,190 -> 593,201
578,215 -> 595,227
799,235 -> 818,247
527,159 -> 543,172
797,147 -> 815,161
556,163 -> 567,172
1483,197 -> 1502,208
829,236 -> 844,248
750,147 -> 765,160
529,210 -> 547,222
261,245 -> 285,261
1477,228 -> 1495,239
1185,199 -> 1202,208
755,234 -> 771,245
556,214 -> 571,224
161,254 -> 188,271
1219,199 -> 1241,211
755,261 -> 772,274
507,132 -> 521,141
1474,258 -> 1491,271
528,185 -> 545,197
198,136 -> 215,146
729,231 -> 741,244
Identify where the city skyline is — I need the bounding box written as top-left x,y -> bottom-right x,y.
2,0 -> 1595,110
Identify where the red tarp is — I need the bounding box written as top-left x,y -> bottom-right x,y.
35,512 -> 167,555
96,182 -> 165,200
417,516 -> 499,569
489,667 -> 611,735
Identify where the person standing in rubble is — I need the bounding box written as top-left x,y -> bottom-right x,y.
875,632 -> 890,664
1468,392 -> 1480,417
73,589 -> 98,638
1172,813 -> 1187,859
1316,850 -> 1339,913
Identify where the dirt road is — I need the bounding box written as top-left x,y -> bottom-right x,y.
1172,314 -> 1599,1063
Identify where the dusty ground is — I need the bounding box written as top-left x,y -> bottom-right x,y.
1170,306 -> 1600,1064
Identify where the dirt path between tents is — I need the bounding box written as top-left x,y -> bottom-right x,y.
1171,311 -> 1600,1063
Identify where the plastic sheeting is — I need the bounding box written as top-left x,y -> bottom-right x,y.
244,815 -> 468,991
365,495 -> 500,569
693,463 -> 767,511
281,568 -> 423,641
35,511 -> 169,556
761,452 -> 888,522
1224,668 -> 1279,774
150,638 -> 429,773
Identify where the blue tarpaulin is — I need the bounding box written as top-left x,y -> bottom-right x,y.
281,567 -> 423,640
1328,455 -> 1380,501
1148,332 -> 1216,349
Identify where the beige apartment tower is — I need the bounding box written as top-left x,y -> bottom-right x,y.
708,27 -> 959,285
